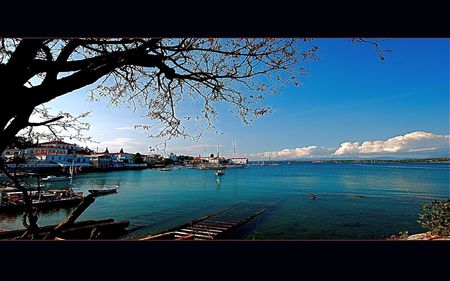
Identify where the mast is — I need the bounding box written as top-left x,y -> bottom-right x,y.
233,137 -> 237,158
217,144 -> 220,168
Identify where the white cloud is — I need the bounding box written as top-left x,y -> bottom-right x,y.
334,131 -> 449,156
95,137 -> 146,153
252,145 -> 332,159
251,131 -> 449,160
115,126 -> 134,130
168,144 -> 217,155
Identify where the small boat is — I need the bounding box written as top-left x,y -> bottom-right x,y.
308,194 -> 317,200
157,167 -> 172,171
1,189 -> 84,213
41,176 -> 70,182
215,170 -> 225,176
88,187 -> 118,196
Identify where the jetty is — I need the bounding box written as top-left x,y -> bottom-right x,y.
141,199 -> 282,240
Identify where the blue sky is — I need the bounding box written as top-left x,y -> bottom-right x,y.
44,38 -> 449,159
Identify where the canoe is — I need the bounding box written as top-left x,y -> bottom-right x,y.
88,187 -> 118,196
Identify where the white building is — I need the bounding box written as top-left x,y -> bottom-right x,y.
41,154 -> 92,167
24,146 -> 68,156
39,141 -> 82,152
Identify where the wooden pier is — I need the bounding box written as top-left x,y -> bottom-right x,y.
141,199 -> 282,240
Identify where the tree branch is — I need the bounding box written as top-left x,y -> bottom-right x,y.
44,194 -> 96,240
27,115 -> 64,126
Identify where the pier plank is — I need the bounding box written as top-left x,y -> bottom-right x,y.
141,199 -> 282,240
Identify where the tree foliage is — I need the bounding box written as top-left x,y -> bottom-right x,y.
0,38 -> 321,153
417,199 -> 450,236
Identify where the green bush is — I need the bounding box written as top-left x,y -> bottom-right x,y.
417,199 -> 450,236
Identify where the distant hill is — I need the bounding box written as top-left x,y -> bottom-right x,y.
250,157 -> 450,163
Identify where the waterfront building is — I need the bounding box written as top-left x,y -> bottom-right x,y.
41,154 -> 92,167
23,146 -> 68,161
88,151 -> 146,169
39,141 -> 82,152
104,151 -> 133,167
1,148 -> 23,161
89,154 -> 113,169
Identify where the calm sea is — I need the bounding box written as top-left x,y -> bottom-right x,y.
1,162 -> 449,239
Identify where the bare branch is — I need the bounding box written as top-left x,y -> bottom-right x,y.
27,115 -> 64,126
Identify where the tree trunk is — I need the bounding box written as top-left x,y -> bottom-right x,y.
44,194 -> 96,240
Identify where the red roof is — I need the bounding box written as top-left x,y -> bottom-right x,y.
40,141 -> 77,146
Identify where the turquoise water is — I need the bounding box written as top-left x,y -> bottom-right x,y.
1,163 -> 448,239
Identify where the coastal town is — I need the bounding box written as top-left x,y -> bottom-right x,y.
0,140 -> 249,176
0,139 -> 250,238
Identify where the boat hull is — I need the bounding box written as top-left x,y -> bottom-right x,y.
88,189 -> 118,196
0,197 -> 83,213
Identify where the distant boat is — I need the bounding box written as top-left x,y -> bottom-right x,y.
308,194 -> 317,200
215,170 -> 225,176
88,187 -> 118,196
41,176 -> 70,182
198,163 -> 225,170
157,167 -> 172,171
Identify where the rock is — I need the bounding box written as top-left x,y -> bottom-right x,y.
406,232 -> 444,240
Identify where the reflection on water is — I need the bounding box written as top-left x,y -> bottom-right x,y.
1,163 -> 448,239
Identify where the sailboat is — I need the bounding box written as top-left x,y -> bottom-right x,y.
215,144 -> 225,176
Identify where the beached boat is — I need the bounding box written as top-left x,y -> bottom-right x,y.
88,187 -> 118,196
41,175 -> 70,182
0,188 -> 84,212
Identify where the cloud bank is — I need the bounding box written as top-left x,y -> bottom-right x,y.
252,146 -> 332,159
252,131 -> 450,160
334,131 -> 449,156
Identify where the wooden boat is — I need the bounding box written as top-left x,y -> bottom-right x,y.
88,187 -> 118,196
41,175 -> 70,182
0,189 -> 84,213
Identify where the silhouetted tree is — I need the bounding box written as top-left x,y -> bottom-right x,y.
0,38 -> 385,238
